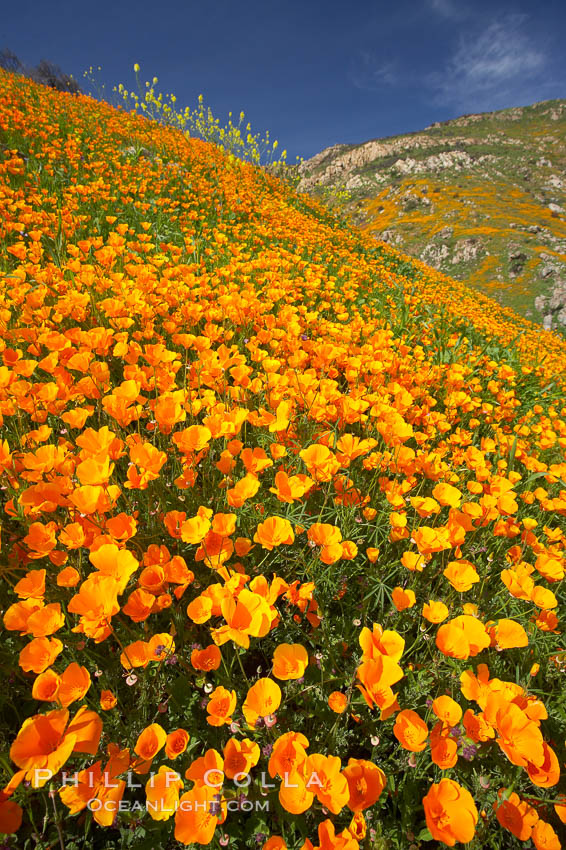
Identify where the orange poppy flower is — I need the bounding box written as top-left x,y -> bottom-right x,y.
211,589 -> 273,648
10,706 -> 102,786
432,695 -> 462,726
443,559 -> 479,592
172,425 -> 212,454
3,600 -> 41,635
532,820 -> 561,850
122,588 -> 155,622
534,554 -> 564,583
147,632 -> 175,663
67,574 -> 120,642
359,623 -> 405,663
174,785 -> 222,845
57,662 -> 91,708
530,586 -> 558,610
526,743 -> 560,788
463,707 -> 495,743
495,702 -> 545,768
393,709 -> 428,752
134,723 -> 167,762
241,447 -> 273,474
268,731 -> 309,780
120,639 -> 151,670
56,566 -> 80,587
100,690 -> 117,710
430,722 -> 458,769
391,587 -> 416,611
306,753 -> 349,814
343,759 -> 386,812
401,551 -> 427,571
459,662 -> 493,707
223,737 -> 260,779
423,779 -> 478,846
186,595 -> 214,625
4,600 -> 58,639
307,523 -> 342,547
163,510 -> 187,540
13,569 -> 46,599
328,692 -> 348,714
191,644 -> 222,671
299,444 -> 339,482
488,618 -> 529,650
68,485 -> 105,515
19,636 -> 63,674
436,615 -> 490,660
105,512 -> 137,543
31,668 -> 61,702
262,838 -> 287,850
357,655 -> 404,712
185,748 -> 224,787
59,749 -> 129,827
181,513 -> 211,545
533,610 -> 559,633
278,773 -> 314,815
269,471 -> 313,503
272,643 -> 308,680
145,765 -> 184,821
253,517 -> 294,550
89,543 -> 139,593
0,797 -> 23,835
133,723 -> 167,774
165,729 -> 190,760
22,522 -> 57,557
432,483 -> 462,507
422,600 -> 449,624
494,790 -> 539,840
211,512 -> 237,537
243,678 -> 282,728
59,524 -> 87,551
206,686 -> 237,727
411,496 -> 440,518
26,603 -> 65,639
226,473 -> 260,507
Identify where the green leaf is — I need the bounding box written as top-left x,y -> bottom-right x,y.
417,827 -> 433,841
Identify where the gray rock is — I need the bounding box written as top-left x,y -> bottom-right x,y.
540,265 -> 556,279
379,229 -> 403,245
421,243 -> 450,267
452,238 -> 483,265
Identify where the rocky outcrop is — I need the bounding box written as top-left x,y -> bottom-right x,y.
420,243 -> 450,268
452,238 -> 484,266
297,134 -> 481,191
535,280 -> 566,329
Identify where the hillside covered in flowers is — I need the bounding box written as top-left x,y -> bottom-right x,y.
0,70 -> 566,849
298,99 -> 566,330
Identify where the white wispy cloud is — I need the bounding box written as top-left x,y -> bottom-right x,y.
428,0 -> 467,20
429,14 -> 548,109
349,52 -> 398,91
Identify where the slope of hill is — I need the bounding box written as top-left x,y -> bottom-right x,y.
1,70 -> 566,849
298,100 -> 566,328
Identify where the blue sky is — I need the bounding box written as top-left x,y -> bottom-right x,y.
2,0 -> 565,160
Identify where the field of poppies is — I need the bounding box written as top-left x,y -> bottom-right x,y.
1,68 -> 566,849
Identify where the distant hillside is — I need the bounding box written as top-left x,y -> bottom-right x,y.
298,99 -> 566,330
